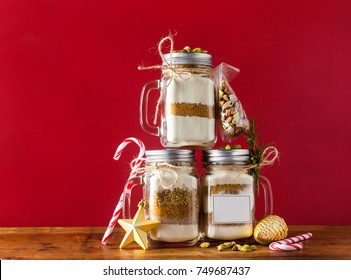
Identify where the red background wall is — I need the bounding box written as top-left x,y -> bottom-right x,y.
1,0 -> 350,227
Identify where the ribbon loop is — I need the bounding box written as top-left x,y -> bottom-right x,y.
259,146 -> 279,168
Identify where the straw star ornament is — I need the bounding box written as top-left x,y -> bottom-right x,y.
118,200 -> 160,250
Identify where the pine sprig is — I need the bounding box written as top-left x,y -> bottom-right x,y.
244,117 -> 273,192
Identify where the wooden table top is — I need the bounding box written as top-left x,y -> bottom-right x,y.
0,226 -> 350,260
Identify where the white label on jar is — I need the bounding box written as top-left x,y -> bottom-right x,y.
212,195 -> 251,223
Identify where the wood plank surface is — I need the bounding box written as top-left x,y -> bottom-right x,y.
0,226 -> 350,260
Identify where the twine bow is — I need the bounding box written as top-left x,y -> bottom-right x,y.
237,145 -> 279,184
137,36 -> 174,72
247,146 -> 279,194
252,146 -> 279,169
208,146 -> 279,173
131,159 -> 192,190
138,35 -> 201,76
148,162 -> 194,190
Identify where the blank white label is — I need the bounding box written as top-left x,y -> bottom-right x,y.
212,195 -> 251,223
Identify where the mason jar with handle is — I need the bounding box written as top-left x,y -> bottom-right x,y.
140,52 -> 216,149
126,149 -> 200,248
202,149 -> 273,241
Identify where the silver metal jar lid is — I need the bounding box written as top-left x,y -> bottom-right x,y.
145,149 -> 195,163
202,149 -> 250,165
162,52 -> 212,67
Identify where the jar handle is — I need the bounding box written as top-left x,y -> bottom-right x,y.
122,176 -> 143,219
139,80 -> 161,136
258,175 -> 273,219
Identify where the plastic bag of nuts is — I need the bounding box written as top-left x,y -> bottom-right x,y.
214,63 -> 249,142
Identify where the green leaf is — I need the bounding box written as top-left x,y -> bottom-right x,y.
243,117 -> 273,194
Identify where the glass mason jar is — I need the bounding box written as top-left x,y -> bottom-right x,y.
142,149 -> 200,247
140,52 -> 216,149
202,149 -> 273,241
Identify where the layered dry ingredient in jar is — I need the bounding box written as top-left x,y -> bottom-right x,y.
143,150 -> 199,246
140,49 -> 216,148
202,149 -> 254,240
163,72 -> 215,147
160,52 -> 216,149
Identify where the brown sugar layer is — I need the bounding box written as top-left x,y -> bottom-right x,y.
170,102 -> 215,118
151,186 -> 198,224
209,184 -> 249,195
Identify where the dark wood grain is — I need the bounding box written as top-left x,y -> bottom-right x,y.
0,226 -> 350,260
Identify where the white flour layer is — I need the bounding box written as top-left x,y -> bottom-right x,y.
165,116 -> 215,146
163,74 -> 215,147
149,224 -> 199,242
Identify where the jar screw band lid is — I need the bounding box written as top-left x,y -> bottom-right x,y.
162,52 -> 212,67
202,149 -> 250,164
146,149 -> 195,162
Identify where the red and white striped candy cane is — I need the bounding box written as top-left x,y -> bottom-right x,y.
101,137 -> 146,245
113,137 -> 145,177
269,232 -> 313,251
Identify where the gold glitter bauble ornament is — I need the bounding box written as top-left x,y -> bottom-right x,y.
254,215 -> 288,245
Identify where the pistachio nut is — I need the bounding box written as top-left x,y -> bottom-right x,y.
199,242 -> 211,248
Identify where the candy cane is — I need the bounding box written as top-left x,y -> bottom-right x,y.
113,137 -> 145,176
269,233 -> 313,251
102,137 -> 146,245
